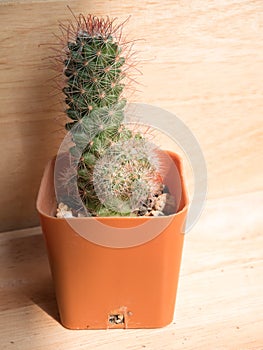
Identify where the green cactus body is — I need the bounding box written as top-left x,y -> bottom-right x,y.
61,14 -> 163,216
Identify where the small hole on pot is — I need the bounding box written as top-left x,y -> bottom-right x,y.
108,314 -> 125,324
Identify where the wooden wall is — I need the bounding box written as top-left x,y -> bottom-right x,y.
0,0 -> 262,232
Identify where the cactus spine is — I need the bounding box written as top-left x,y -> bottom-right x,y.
61,14 -> 162,216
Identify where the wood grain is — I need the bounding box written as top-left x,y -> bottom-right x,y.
0,0 -> 262,231
0,191 -> 262,349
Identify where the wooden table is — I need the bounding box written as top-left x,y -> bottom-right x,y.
1,192 -> 262,349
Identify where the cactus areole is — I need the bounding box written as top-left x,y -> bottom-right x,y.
57,14 -> 175,217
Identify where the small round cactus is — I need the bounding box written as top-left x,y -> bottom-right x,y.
58,13 -> 165,216
93,136 -> 163,215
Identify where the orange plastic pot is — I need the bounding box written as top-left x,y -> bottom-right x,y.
36,151 -> 188,329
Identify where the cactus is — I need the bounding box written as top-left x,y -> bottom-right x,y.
59,14 -> 164,216
93,136 -> 163,216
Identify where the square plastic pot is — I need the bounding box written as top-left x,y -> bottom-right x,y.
36,151 -> 188,329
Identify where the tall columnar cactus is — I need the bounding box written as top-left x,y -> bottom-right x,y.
60,14 -> 163,216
